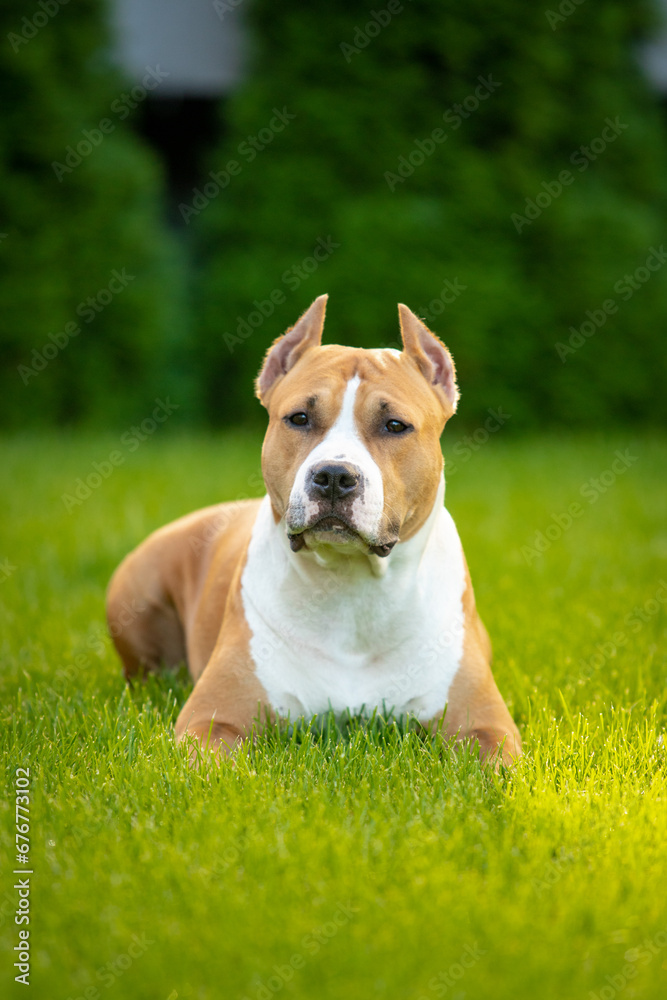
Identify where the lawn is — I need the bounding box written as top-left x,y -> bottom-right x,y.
1,430 -> 666,1000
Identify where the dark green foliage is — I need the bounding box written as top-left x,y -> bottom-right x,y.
0,0 -> 193,428
2,0 -> 666,431
195,0 -> 667,429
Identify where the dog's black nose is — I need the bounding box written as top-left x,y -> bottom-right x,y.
310,463 -> 360,502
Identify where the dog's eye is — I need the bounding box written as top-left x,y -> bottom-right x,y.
385,419 -> 408,434
288,412 -> 309,426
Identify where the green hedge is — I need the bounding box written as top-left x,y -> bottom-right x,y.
2,0 -> 666,430
0,0 -> 193,428
195,0 -> 667,429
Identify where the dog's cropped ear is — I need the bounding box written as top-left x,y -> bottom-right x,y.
398,303 -> 459,414
255,294 -> 328,404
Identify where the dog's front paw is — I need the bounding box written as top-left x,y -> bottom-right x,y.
177,721 -> 243,768
461,726 -> 522,770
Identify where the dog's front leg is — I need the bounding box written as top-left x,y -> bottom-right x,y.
174,628 -> 270,763
433,647 -> 522,769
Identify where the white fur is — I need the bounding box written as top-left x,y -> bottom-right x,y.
286,376 -> 384,540
241,476 -> 466,722
370,348 -> 402,364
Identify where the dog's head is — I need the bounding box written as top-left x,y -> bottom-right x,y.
255,295 -> 458,558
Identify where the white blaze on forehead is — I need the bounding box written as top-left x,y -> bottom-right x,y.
287,375 -> 384,538
370,348 -> 402,365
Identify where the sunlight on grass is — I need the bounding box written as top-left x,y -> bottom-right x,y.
1,432 -> 665,1000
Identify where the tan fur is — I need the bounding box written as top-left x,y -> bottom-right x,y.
434,560 -> 522,767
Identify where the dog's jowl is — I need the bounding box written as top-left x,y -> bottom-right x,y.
107,295 -> 521,765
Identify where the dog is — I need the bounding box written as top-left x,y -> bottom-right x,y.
107,295 -> 521,765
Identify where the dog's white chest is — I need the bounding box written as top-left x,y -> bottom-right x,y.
240,490 -> 467,723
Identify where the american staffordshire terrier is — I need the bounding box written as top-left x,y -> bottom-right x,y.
107,295 -> 521,765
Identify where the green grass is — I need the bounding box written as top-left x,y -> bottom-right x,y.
1,431 -> 666,1000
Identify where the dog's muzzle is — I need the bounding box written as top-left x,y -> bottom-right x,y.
286,460 -> 396,557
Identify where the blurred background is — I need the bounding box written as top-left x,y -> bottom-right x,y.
2,0 -> 667,433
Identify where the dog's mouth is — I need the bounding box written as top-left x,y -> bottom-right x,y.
310,514 -> 355,534
288,515 -> 397,558
288,514 -> 356,552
